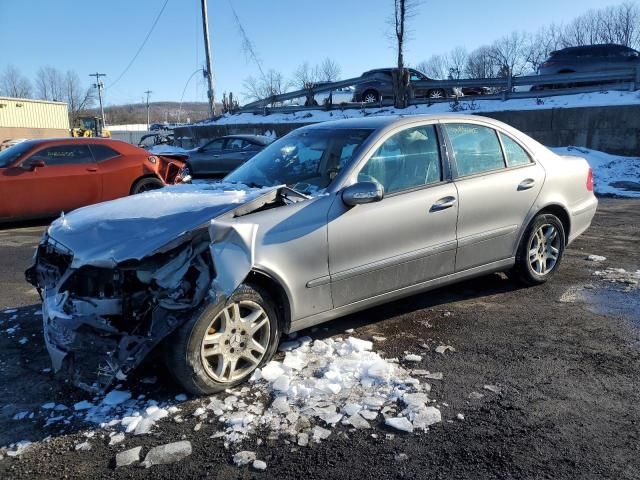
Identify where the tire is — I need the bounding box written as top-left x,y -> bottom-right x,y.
512,213 -> 565,286
362,89 -> 380,103
164,283 -> 282,395
131,176 -> 164,194
428,88 -> 446,99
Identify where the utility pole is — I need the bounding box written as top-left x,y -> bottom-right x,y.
89,73 -> 107,126
200,0 -> 215,118
144,90 -> 152,130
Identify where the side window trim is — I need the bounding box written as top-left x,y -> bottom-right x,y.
497,131 -> 534,168
441,121 -> 536,180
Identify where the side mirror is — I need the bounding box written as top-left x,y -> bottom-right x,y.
342,181 -> 384,207
22,159 -> 46,171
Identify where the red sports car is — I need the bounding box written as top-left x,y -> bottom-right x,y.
0,138 -> 185,222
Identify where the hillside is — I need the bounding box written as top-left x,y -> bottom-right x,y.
85,101 -> 220,125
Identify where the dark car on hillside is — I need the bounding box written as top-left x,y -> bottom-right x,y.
184,134 -> 273,177
352,68 -> 460,103
538,44 -> 640,75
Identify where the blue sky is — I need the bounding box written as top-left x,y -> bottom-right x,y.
0,0 -> 615,105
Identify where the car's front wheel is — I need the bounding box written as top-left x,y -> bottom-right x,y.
513,213 -> 565,285
362,89 -> 380,103
131,176 -> 164,194
165,283 -> 281,395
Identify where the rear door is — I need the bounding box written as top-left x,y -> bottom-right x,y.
328,123 -> 458,308
4,143 -> 101,218
442,121 -> 545,272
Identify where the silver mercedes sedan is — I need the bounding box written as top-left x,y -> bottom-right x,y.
27,114 -> 598,395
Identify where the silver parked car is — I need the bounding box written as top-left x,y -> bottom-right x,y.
27,115 -> 597,395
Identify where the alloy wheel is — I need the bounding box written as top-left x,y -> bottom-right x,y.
528,224 -> 561,275
200,301 -> 271,383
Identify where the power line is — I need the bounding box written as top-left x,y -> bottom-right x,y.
106,0 -> 170,90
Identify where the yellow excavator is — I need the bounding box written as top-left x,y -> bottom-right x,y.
71,116 -> 111,138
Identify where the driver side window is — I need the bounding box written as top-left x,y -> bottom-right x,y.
358,125 -> 442,194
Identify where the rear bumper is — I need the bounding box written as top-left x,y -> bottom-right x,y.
568,195 -> 598,245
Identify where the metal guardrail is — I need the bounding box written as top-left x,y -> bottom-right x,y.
238,67 -> 640,114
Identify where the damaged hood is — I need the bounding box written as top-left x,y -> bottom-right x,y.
47,183 -> 275,268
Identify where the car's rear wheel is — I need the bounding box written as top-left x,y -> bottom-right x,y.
428,88 -> 446,99
362,89 -> 380,103
131,176 -> 164,194
165,283 -> 281,395
512,213 -> 565,285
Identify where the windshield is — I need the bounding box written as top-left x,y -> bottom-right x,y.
0,141 -> 37,168
225,128 -> 373,195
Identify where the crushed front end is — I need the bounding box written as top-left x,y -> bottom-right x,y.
26,231 -> 213,393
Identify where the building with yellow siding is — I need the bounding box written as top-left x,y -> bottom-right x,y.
0,97 -> 70,145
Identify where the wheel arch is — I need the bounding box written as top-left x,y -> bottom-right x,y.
519,203 -> 571,248
244,269 -> 293,334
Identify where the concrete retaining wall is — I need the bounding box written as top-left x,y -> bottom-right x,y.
174,105 -> 640,156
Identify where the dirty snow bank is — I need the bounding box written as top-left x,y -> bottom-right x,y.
551,146 -> 640,198
198,90 -> 640,126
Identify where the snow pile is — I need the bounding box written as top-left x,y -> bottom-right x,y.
206,336 -> 441,444
586,255 -> 607,262
551,146 -> 640,198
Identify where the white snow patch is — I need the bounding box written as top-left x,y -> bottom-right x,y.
550,146 -> 640,198
586,255 -> 607,262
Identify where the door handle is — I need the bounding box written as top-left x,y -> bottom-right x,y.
430,196 -> 457,212
518,178 -> 536,191
86,167 -> 98,172
212,154 -> 221,158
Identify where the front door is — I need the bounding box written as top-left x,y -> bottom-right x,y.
442,122 -> 545,271
328,123 -> 458,308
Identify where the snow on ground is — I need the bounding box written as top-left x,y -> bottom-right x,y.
201,90 -> 640,126
2,336 -> 444,458
551,146 -> 640,198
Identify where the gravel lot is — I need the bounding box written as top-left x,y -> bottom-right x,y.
0,199 -> 638,479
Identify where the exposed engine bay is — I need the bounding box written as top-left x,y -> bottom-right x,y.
25,186 -> 306,393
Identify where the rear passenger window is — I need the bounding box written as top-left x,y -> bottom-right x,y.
445,124 -> 505,177
358,125 -> 441,194
90,144 -> 120,162
499,133 -> 532,167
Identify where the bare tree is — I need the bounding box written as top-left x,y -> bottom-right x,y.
447,46 -> 468,79
489,31 -> 528,77
35,66 -> 65,101
318,58 -> 341,82
243,69 -> 289,103
465,46 -> 499,79
64,70 -> 96,124
416,54 -> 448,79
524,25 -> 565,72
293,62 -> 321,89
0,65 -> 32,98
391,0 -> 419,107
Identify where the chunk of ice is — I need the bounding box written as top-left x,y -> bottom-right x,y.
385,417 -> 413,432
142,441 -> 192,468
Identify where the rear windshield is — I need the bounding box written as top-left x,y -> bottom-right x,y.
0,141 -> 37,168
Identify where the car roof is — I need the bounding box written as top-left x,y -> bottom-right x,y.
550,43 -> 634,55
299,114 -> 499,131
10,137 -> 141,154
363,67 -> 423,75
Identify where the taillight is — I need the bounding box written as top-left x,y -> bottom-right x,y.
586,167 -> 594,191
